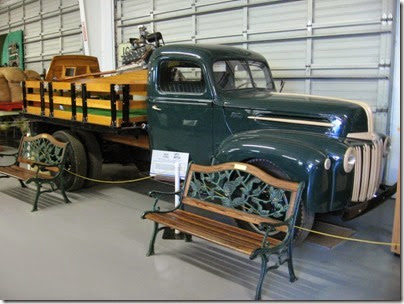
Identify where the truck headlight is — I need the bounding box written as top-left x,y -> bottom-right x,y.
383,136 -> 391,156
343,147 -> 356,173
324,158 -> 331,170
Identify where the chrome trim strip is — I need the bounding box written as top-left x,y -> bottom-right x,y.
347,132 -> 380,141
367,145 -> 378,200
247,116 -> 333,127
352,146 -> 362,202
376,139 -> 384,189
155,97 -> 212,103
271,92 -> 374,132
155,100 -> 211,106
359,145 -> 370,202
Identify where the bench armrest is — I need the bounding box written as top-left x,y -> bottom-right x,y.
141,190 -> 183,219
30,162 -> 59,170
255,219 -> 294,251
148,190 -> 182,199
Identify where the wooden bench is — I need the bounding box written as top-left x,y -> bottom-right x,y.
0,133 -> 70,212
142,162 -> 304,300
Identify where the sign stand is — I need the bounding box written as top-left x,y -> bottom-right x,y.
150,150 -> 189,240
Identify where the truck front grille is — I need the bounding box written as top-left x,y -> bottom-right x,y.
351,138 -> 385,202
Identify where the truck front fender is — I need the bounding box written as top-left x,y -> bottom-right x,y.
213,129 -> 353,213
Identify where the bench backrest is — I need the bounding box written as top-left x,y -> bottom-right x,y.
182,162 -> 304,233
17,133 -> 69,172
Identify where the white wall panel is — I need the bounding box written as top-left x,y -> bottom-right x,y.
197,10 -> 243,38
62,10 -> 80,30
155,17 -> 193,42
312,36 -> 381,66
0,0 -> 82,72
248,1 -> 307,32
313,0 -> 382,24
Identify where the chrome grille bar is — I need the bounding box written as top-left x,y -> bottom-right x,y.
351,146 -> 362,202
351,139 -> 386,203
358,144 -> 370,202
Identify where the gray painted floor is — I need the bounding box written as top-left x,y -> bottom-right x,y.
0,163 -> 400,300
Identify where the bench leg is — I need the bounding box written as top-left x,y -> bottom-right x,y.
184,233 -> 192,242
147,222 -> 159,257
255,254 -> 268,300
32,183 -> 41,212
287,244 -> 297,283
19,180 -> 27,188
59,182 -> 71,204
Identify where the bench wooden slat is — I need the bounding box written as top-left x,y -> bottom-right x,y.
176,209 -> 282,247
0,165 -> 54,181
173,210 -> 277,248
177,209 -> 265,243
145,211 -> 263,255
183,197 -> 288,233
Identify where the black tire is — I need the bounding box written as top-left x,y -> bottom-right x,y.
237,158 -> 314,245
75,131 -> 103,187
53,130 -> 87,191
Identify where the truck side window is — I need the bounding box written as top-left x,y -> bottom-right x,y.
158,60 -> 206,94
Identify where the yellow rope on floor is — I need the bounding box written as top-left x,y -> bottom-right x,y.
295,225 -> 400,247
64,168 -> 152,184
65,168 -> 400,247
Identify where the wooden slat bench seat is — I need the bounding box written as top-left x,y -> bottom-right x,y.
0,133 -> 70,212
142,162 -> 304,300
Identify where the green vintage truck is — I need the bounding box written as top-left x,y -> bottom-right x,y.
22,42 -> 396,242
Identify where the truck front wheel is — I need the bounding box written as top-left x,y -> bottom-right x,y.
53,130 -> 87,191
237,158 -> 314,245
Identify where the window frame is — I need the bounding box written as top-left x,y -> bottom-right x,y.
157,59 -> 208,97
213,59 -> 275,92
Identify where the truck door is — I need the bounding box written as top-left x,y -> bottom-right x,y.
148,59 -> 214,164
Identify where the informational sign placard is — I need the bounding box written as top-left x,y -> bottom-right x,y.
117,43 -> 132,65
150,150 -> 190,180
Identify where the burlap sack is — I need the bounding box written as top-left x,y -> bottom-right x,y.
8,82 -> 22,102
24,69 -> 41,80
2,67 -> 25,83
0,76 -> 11,102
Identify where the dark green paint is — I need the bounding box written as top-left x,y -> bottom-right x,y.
145,44 -> 378,214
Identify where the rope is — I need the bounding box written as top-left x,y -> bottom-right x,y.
64,168 -> 152,184
64,169 -> 399,247
294,226 -> 400,247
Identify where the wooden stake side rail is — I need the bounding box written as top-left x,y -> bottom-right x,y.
23,79 -> 148,128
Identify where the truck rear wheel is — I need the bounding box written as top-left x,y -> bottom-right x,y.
237,158 -> 314,245
53,130 -> 87,191
75,131 -> 102,187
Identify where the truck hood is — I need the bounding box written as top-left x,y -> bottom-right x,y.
220,90 -> 371,137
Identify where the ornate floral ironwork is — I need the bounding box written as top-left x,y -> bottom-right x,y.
21,138 -> 64,166
189,170 -> 289,219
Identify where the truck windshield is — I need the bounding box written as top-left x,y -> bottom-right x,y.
213,60 -> 274,91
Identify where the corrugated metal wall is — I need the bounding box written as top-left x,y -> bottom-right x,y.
0,0 -> 82,73
115,0 -> 397,134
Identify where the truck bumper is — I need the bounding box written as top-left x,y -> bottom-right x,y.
342,183 -> 397,221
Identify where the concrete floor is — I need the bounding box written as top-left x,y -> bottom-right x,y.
0,161 -> 401,300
